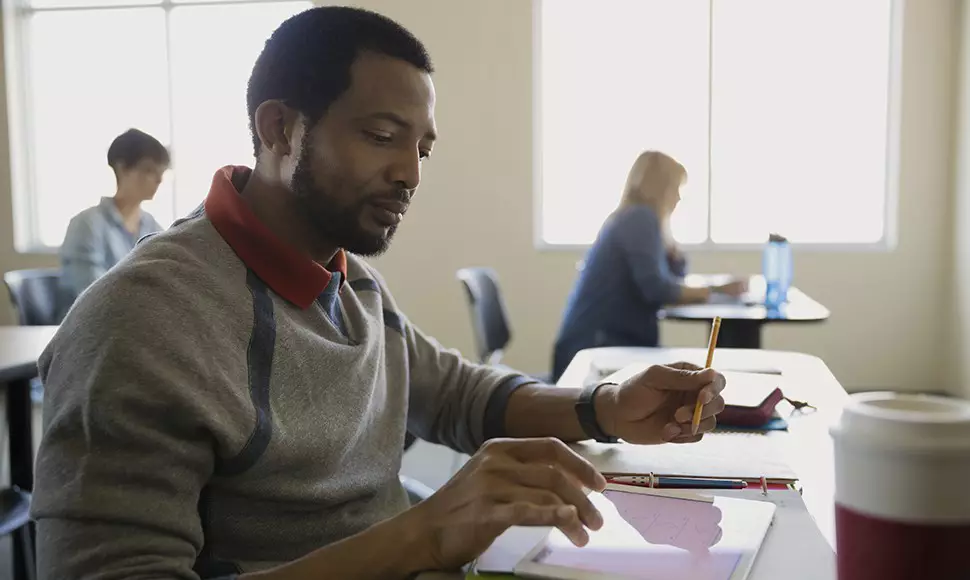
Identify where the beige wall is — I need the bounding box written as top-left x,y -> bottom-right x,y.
1,0 -> 962,394
0,4 -> 57,327
949,0 -> 970,399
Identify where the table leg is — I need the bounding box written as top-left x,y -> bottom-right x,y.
7,378 -> 36,580
7,378 -> 34,491
716,320 -> 763,349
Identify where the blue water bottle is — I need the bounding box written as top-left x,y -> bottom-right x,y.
763,233 -> 792,308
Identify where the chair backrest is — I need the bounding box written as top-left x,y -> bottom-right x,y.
3,268 -> 62,326
456,267 -> 512,364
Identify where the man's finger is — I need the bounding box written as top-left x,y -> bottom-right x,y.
702,395 -> 726,419
490,503 -> 589,546
492,486 -> 564,510
710,372 -> 727,394
662,416 -> 717,441
491,486 -> 602,533
510,464 -> 603,531
554,505 -> 591,547
698,415 -> 718,433
645,365 -> 724,394
674,395 -> 725,423
508,438 -> 607,491
666,361 -> 703,372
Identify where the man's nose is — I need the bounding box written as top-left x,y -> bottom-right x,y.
387,148 -> 421,192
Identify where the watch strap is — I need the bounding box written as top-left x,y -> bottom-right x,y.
575,382 -> 619,443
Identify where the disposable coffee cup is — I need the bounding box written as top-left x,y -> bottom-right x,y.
830,392 -> 970,580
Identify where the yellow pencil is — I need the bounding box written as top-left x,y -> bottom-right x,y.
692,316 -> 722,435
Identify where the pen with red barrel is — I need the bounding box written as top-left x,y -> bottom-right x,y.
607,475 -> 747,490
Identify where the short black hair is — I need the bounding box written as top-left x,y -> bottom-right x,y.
107,129 -> 169,172
246,6 -> 433,156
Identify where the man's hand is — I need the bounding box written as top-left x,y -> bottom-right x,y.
714,279 -> 747,297
402,438 -> 608,571
595,362 -> 727,444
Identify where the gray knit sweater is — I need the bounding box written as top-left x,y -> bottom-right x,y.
32,166 -> 534,579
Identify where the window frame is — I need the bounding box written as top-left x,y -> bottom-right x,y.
2,0 -> 306,254
531,0 -> 905,253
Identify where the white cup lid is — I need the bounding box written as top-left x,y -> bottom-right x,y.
831,392 -> 970,453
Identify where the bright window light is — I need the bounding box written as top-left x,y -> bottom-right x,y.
537,0 -> 896,247
5,0 -> 311,250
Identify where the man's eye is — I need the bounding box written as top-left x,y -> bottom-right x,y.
366,131 -> 393,144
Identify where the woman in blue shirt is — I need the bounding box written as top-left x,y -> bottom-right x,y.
552,151 -> 745,381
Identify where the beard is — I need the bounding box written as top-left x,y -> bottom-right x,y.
290,137 -> 402,257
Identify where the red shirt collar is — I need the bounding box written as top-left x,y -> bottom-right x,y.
204,165 -> 347,309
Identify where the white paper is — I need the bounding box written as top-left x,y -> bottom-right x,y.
474,525 -> 550,573
709,490 -> 835,580
574,433 -> 797,481
585,360 -> 782,388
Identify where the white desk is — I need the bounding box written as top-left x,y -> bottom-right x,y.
559,347 -> 846,548
426,347 -> 846,578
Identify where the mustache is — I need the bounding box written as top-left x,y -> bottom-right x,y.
366,189 -> 412,204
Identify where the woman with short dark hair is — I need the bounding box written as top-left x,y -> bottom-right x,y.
58,128 -> 169,318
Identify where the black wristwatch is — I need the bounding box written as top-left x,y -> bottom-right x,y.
575,381 -> 619,443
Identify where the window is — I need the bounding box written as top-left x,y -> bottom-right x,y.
3,0 -> 311,250
536,0 -> 899,247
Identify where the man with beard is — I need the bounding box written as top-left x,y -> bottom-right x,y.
32,6 -> 726,579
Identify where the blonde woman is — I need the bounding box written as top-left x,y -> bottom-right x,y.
552,151 -> 745,381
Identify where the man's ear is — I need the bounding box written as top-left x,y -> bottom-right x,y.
254,100 -> 299,157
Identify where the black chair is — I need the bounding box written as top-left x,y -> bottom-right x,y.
3,269 -> 61,326
456,267 -> 512,365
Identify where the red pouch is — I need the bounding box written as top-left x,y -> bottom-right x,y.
718,387 -> 784,427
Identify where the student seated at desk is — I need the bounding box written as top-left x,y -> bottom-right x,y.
552,151 -> 745,381
58,128 -> 169,319
32,8 -> 728,579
